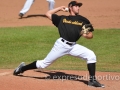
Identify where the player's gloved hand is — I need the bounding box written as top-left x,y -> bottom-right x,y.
80,24 -> 92,35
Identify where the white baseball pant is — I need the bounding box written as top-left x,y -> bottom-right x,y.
47,0 -> 55,10
36,38 -> 96,69
20,0 -> 55,14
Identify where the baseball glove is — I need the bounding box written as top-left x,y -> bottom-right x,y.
80,24 -> 92,35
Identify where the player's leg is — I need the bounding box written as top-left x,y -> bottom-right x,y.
19,0 -> 35,18
36,38 -> 70,69
69,44 -> 104,87
69,44 -> 96,63
13,38 -> 69,75
69,44 -> 96,81
46,0 -> 55,10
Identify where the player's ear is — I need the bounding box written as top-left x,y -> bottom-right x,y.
69,6 -> 72,12
68,7 -> 70,12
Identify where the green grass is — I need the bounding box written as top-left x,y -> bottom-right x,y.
0,26 -> 120,72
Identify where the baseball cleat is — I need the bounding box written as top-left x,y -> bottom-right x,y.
88,80 -> 105,88
13,62 -> 25,75
19,13 -> 24,19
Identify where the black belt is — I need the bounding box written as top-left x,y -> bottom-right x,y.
61,39 -> 75,45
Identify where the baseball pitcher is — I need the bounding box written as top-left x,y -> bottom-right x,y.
14,1 -> 105,88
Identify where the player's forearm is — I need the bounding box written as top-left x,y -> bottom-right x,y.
45,6 -> 66,20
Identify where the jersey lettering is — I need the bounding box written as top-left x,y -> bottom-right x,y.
63,18 -> 83,26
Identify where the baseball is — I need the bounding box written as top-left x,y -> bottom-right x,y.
65,8 -> 69,12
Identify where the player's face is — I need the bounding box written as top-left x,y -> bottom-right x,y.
70,5 -> 80,15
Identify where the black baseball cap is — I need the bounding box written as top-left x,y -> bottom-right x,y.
68,1 -> 82,7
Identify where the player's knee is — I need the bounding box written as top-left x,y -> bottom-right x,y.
87,51 -> 97,64
36,60 -> 52,69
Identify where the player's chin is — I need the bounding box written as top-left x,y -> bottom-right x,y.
75,11 -> 79,15
75,13 -> 79,15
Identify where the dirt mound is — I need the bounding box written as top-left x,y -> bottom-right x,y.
0,69 -> 120,90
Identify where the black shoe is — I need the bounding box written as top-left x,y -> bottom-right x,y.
13,62 -> 25,75
88,80 -> 105,88
19,13 -> 24,19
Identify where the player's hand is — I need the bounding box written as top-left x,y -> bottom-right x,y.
60,6 -> 69,12
80,24 -> 92,35
82,31 -> 93,39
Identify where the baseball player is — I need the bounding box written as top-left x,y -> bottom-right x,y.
19,0 -> 55,18
14,1 -> 105,88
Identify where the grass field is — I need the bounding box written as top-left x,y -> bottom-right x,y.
0,26 -> 120,72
